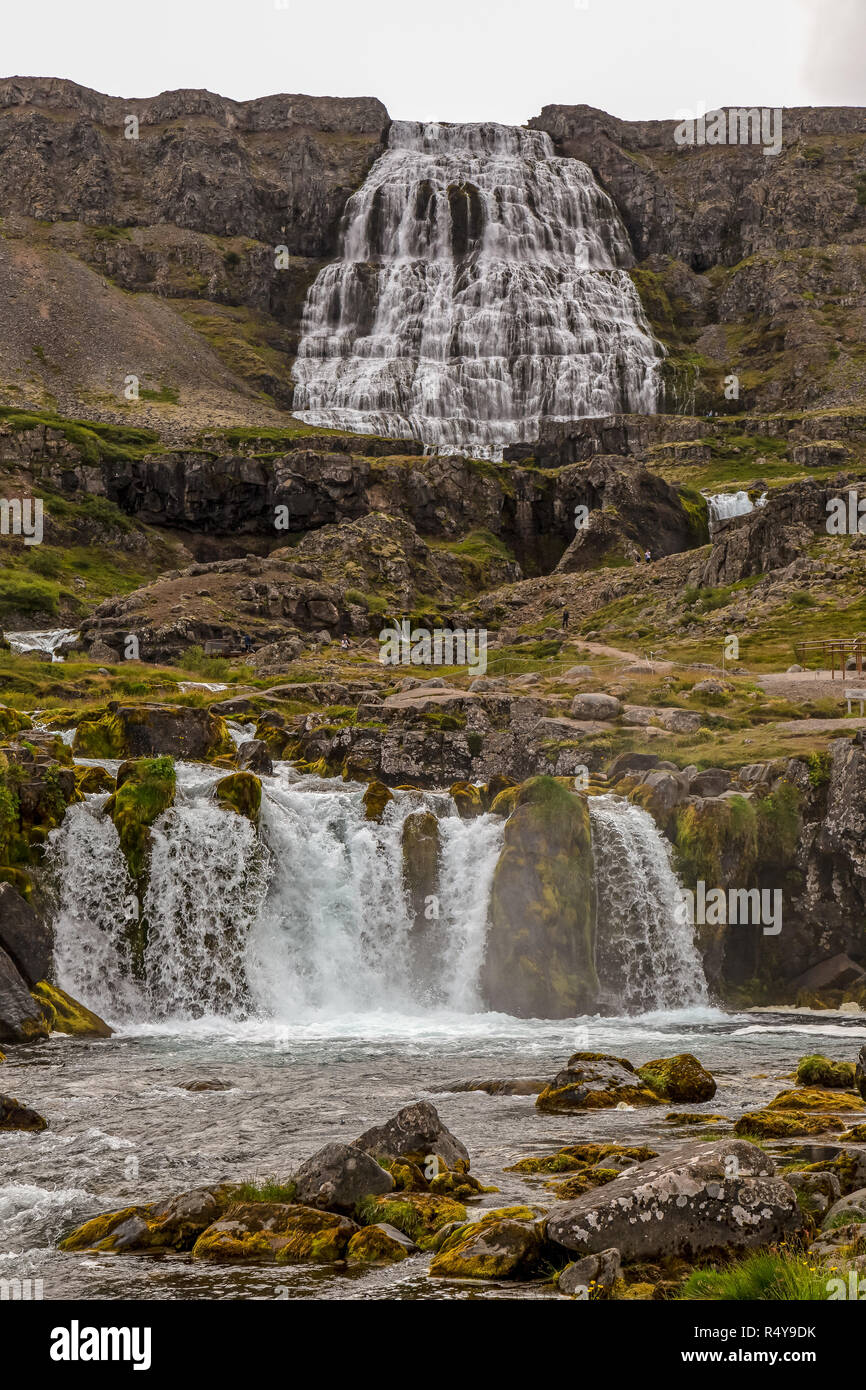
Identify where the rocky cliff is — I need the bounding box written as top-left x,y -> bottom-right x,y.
532,104 -> 866,414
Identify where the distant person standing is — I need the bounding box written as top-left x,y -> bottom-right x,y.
644,549 -> 652,564
562,606 -> 569,631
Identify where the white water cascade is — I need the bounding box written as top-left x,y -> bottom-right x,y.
292,120 -> 663,459
4,628 -> 78,661
48,768 -> 505,1024
705,490 -> 767,533
589,795 -> 708,1013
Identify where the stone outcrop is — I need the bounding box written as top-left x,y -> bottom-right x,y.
545,1139 -> 803,1262
480,778 -> 597,1018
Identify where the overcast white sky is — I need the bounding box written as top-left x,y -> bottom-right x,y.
3,0 -> 864,123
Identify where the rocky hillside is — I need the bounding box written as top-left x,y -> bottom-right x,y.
0,79 -> 387,426
533,104 -> 866,414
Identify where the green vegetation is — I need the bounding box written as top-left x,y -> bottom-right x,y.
679,1250 -> 831,1301
0,407 -> 161,463
234,1178 -> 297,1204
105,756 -> 176,884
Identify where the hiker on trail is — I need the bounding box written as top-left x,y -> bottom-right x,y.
644,549 -> 651,564
340,635 -> 350,650
562,607 -> 569,630
242,633 -> 252,652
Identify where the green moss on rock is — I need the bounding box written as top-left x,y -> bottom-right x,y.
354,1192 -> 466,1249
362,780 -> 393,822
214,771 -> 261,824
32,981 -> 113,1038
637,1054 -> 717,1103
105,757 -> 176,885
796,1055 -> 856,1089
479,777 -> 597,1018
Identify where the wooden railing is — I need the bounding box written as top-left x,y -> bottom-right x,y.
793,638 -> 866,678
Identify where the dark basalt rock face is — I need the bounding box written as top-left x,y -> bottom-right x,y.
0,78 -> 389,257
531,103 -> 866,268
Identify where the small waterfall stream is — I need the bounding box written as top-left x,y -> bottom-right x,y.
589,794 -> 708,1013
292,120 -> 662,458
705,489 -> 767,533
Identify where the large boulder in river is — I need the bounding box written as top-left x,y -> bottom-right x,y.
292,1142 -> 394,1212
354,1101 -> 470,1170
480,777 -> 597,1018
0,945 -> 49,1042
429,1213 -> 545,1280
192,1203 -> 358,1264
0,882 -> 53,985
536,1052 -> 660,1112
636,1053 -> 717,1103
546,1140 -> 803,1262
60,1186 -> 235,1254
73,703 -> 233,760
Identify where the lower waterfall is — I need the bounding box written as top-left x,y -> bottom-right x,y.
48,769 -> 707,1024
47,768 -> 505,1024
589,795 -> 708,1013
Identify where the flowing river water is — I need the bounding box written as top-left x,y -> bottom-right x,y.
2,757 -> 863,1300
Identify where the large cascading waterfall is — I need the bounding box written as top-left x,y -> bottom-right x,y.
47,769 -> 505,1024
589,794 -> 708,1013
292,120 -> 663,458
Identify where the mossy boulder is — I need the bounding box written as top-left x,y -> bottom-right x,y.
551,1167 -> 625,1199
536,1053 -> 659,1113
401,810 -> 439,955
192,1202 -> 358,1264
353,1101 -> 470,1172
734,1110 -> 846,1138
508,1142 -> 657,1175
214,772 -> 261,825
74,765 -> 115,795
362,780 -> 393,822
766,1088 -> 863,1112
838,1124 -> 866,1142
795,1150 -> 866,1195
489,785 -> 521,817
480,777 -> 597,1018
0,706 -> 31,738
450,781 -> 484,819
31,981 -> 112,1038
354,1192 -> 466,1249
429,1215 -> 544,1280
346,1223 -> 413,1263
796,1055 -> 856,1089
483,774 -> 516,806
105,757 -> 176,886
60,1186 -> 238,1255
74,704 -> 232,761
637,1054 -> 717,1103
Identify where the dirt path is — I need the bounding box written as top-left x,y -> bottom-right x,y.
758,670 -> 865,703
